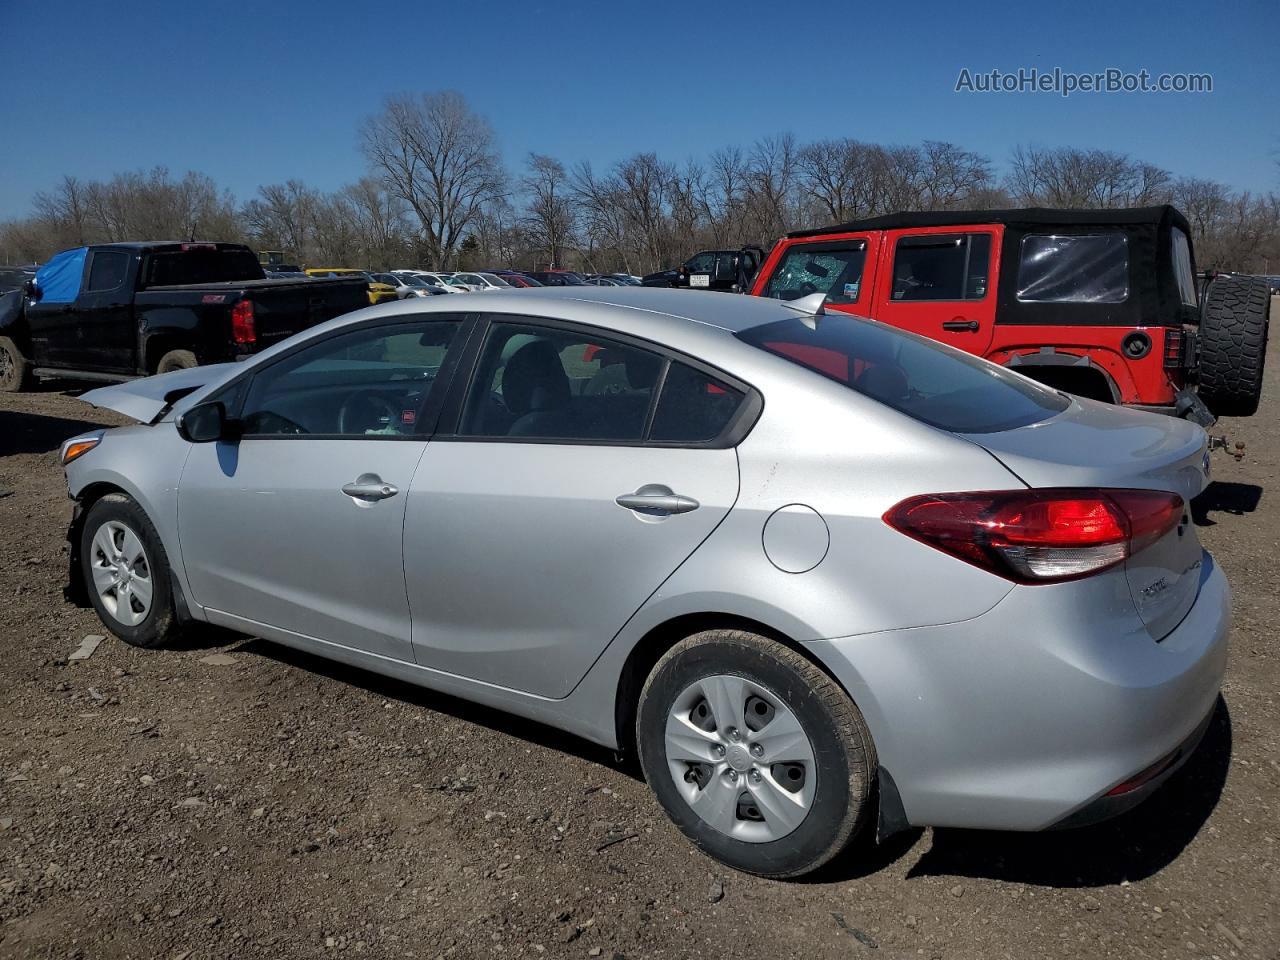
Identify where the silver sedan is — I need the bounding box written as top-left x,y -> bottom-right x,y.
61,288 -> 1229,878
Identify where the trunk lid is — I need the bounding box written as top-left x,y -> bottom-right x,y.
79,363 -> 237,423
965,398 -> 1209,640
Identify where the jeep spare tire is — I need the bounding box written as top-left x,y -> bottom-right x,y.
1198,275 -> 1270,417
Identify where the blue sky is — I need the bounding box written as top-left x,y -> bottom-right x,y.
0,0 -> 1276,220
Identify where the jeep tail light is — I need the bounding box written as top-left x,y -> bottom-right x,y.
1163,328 -> 1184,369
883,489 -> 1184,583
231,299 -> 256,345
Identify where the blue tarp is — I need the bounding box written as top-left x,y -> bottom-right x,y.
35,247 -> 87,303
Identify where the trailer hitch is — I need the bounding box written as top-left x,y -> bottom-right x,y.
1208,435 -> 1245,461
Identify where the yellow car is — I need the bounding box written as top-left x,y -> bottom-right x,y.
304,268 -> 398,305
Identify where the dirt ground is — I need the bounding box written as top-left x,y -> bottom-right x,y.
1,326 -> 1278,960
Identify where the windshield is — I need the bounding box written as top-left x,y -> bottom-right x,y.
762,242 -> 867,304
481,273 -> 512,287
737,313 -> 1069,434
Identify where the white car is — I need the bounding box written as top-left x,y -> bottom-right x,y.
451,272 -> 514,292
393,271 -> 469,294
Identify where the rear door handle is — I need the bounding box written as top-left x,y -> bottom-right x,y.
616,485 -> 700,515
341,473 -> 399,501
942,319 -> 979,332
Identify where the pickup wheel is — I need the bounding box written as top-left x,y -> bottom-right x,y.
1198,276 -> 1270,417
155,349 -> 198,374
0,336 -> 34,392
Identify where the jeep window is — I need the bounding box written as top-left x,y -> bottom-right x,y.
738,312 -> 1068,434
761,241 -> 867,305
685,253 -> 716,273
1016,234 -> 1128,303
1171,228 -> 1197,306
891,234 -> 991,302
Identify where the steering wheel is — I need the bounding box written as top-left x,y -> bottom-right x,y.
338,390 -> 401,435
796,282 -> 818,298
243,410 -> 307,435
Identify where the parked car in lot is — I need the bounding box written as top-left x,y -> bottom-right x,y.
370,272 -> 442,299
396,271 -> 468,293
62,287 -> 1228,878
500,273 -> 543,288
524,270 -> 587,286
645,248 -> 765,292
450,271 -> 514,291
0,265 -> 36,293
303,268 -> 399,304
0,242 -> 368,391
751,206 -> 1270,421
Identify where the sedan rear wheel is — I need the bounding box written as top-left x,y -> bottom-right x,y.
81,494 -> 179,648
638,629 -> 876,878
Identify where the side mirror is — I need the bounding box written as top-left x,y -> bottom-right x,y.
24,280 -> 41,302
176,401 -> 230,443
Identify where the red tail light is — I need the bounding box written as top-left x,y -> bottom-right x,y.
231,299 -> 256,345
883,488 -> 1184,583
1163,328 -> 1185,369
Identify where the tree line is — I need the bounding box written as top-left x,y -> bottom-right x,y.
3,90 -> 1277,276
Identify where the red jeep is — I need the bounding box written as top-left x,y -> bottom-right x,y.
749,206 -> 1270,423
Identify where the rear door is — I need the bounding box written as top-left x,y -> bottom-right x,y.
403,316 -> 748,698
871,225 -> 1001,356
752,233 -> 882,315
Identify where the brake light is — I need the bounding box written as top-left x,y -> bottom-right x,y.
883,488 -> 1183,583
231,299 -> 256,345
1164,328 -> 1184,369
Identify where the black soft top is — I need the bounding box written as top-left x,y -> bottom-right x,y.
787,205 -> 1190,238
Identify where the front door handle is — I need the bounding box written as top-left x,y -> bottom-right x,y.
341,473 -> 399,501
616,484 -> 700,515
942,319 -> 980,332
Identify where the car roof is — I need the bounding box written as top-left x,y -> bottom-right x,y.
786,204 -> 1190,238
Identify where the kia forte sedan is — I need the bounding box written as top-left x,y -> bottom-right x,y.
61,288 -> 1229,878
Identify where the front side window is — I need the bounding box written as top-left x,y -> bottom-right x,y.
1171,227 -> 1197,307
737,313 -> 1068,434
238,319 -> 465,437
891,234 -> 991,302
86,251 -> 130,292
685,252 -> 716,273
1016,234 -> 1129,303
762,241 -> 867,305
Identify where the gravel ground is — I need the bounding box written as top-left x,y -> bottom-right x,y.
1,324 -> 1278,960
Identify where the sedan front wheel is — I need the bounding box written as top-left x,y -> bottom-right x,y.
637,629 -> 877,878
81,494 -> 179,648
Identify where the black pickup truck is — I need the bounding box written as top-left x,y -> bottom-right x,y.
0,241 -> 369,392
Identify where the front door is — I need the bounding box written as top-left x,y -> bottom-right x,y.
752,233 -> 882,315
177,314 -> 470,660
403,317 -> 747,698
870,225 -> 1001,357
74,249 -> 137,371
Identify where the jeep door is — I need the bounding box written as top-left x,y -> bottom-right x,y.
870,225 -> 1001,356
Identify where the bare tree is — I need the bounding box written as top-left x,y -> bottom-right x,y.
361,91 -> 505,269
520,153 -> 576,268
1008,145 -> 1171,208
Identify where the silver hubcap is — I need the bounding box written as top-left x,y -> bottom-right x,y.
664,674 -> 816,843
89,521 -> 153,626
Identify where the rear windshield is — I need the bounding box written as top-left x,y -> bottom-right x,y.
143,248 -> 264,287
737,313 -> 1069,434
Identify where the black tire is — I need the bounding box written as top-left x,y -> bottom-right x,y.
155,349 -> 198,374
637,629 -> 876,879
80,494 -> 180,648
1198,276 -> 1270,417
0,336 -> 33,392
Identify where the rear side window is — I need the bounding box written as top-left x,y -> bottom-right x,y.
762,242 -> 866,305
650,363 -> 744,442
1016,234 -> 1128,303
737,314 -> 1068,434
1171,228 -> 1197,307
891,234 -> 991,301
458,321 -> 746,444
86,252 -> 130,292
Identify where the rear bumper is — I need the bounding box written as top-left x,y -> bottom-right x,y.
807,551 -> 1230,831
